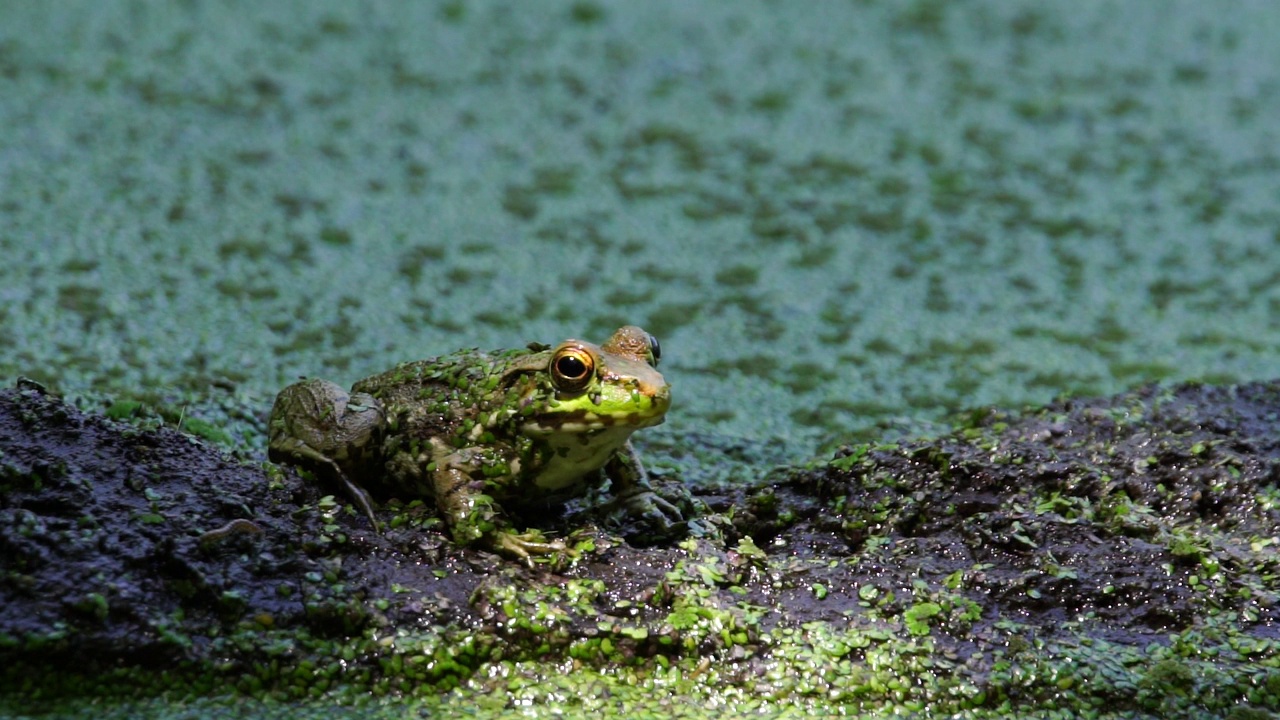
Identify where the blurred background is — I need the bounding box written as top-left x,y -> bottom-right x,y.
2,0 -> 1278,467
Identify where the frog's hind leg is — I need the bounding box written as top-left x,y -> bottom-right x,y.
272,438 -> 381,531
268,379 -> 385,531
332,467 -> 381,532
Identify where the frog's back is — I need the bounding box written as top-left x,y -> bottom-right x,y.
355,346 -> 551,432
352,348 -> 500,407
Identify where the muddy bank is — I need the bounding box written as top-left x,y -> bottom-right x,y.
2,379 -> 1279,716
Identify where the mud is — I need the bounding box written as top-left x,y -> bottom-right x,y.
2,378 -> 1279,711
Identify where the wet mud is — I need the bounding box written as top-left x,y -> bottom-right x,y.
2,379 -> 1278,713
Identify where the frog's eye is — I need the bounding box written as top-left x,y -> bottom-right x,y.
551,346 -> 595,393
647,334 -> 661,367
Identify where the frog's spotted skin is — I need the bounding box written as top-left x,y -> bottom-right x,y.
267,325 -> 681,563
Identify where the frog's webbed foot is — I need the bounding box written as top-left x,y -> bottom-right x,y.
602,442 -> 688,538
612,487 -> 684,530
489,530 -> 569,569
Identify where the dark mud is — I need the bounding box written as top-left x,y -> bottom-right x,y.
735,382 -> 1280,644
2,378 -> 1280,715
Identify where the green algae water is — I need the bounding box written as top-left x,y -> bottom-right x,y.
4,1 -> 1278,453
3,0 -> 1280,716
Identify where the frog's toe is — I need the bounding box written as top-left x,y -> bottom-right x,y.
490,531 -> 568,567
620,489 -> 685,529
338,475 -> 381,532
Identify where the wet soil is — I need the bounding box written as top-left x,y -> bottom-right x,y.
2,378 -> 1279,711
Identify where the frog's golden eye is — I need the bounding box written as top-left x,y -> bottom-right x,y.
647,334 -> 661,367
551,346 -> 595,393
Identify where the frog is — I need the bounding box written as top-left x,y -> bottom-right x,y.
267,325 -> 683,562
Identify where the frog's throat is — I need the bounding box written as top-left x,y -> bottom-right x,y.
521,409 -> 666,435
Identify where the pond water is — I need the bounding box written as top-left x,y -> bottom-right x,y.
3,1 -> 1279,457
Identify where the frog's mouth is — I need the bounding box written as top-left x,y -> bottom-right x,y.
522,408 -> 667,435
524,409 -> 670,430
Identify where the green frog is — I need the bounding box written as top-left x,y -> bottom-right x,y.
267,325 -> 682,562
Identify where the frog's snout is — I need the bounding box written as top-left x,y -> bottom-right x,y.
649,380 -> 672,413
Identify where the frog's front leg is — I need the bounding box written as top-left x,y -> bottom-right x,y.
427,439 -> 564,566
267,378 -> 384,530
603,441 -> 685,531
